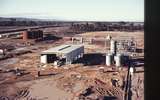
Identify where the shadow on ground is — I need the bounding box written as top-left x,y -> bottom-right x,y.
43,34 -> 62,41
132,57 -> 144,67
73,53 -> 105,66
101,96 -> 118,100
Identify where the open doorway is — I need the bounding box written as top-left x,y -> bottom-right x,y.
46,54 -> 57,63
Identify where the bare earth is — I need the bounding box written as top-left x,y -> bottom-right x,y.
0,30 -> 144,100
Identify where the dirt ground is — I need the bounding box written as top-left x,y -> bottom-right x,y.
0,30 -> 144,100
77,31 -> 144,48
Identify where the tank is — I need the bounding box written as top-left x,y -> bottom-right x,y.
110,40 -> 116,54
114,53 -> 122,67
106,53 -> 113,66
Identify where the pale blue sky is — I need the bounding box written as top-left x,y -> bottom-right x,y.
0,0 -> 144,21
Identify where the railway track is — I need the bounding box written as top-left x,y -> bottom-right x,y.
0,25 -> 60,34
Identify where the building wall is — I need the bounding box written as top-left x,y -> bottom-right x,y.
66,46 -> 84,64
40,45 -> 84,65
40,55 -> 47,63
40,54 -> 57,64
28,30 -> 43,39
22,30 -> 43,40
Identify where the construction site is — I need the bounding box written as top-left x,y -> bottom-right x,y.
0,24 -> 144,100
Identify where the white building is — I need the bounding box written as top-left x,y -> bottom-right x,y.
40,44 -> 84,65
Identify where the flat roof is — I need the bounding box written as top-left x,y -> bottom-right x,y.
41,44 -> 83,55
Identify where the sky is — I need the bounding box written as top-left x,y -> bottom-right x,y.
0,0 -> 144,21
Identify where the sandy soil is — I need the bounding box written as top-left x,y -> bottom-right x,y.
0,30 -> 144,100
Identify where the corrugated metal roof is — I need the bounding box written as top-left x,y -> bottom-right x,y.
41,44 -> 83,54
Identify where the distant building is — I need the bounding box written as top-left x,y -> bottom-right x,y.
22,30 -> 43,41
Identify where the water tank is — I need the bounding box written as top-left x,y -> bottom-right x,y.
110,40 -> 116,54
106,53 -> 113,66
114,53 -> 122,67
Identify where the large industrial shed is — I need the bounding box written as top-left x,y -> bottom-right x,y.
40,44 -> 84,65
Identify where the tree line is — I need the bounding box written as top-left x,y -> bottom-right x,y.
70,22 -> 144,32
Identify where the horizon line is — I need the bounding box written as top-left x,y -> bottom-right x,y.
0,16 -> 144,22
